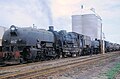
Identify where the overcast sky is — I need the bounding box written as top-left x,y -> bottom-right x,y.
0,0 -> 120,43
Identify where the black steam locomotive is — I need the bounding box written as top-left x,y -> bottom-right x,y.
0,25 -> 120,64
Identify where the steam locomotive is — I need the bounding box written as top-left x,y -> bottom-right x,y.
0,25 -> 120,64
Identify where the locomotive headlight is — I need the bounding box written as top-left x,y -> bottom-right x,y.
11,27 -> 15,31
10,25 -> 16,31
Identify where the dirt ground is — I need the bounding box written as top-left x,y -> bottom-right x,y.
51,55 -> 120,79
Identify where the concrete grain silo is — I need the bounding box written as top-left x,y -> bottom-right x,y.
72,14 -> 102,40
72,15 -> 82,34
82,14 -> 98,39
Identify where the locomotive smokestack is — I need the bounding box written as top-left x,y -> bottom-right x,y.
49,26 -> 54,31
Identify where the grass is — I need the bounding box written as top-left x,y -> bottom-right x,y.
105,63 -> 120,79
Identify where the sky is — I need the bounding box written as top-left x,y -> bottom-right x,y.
0,0 -> 120,43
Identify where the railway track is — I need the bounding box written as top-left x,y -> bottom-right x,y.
0,52 -> 119,79
0,55 -> 99,76
0,54 -> 99,71
18,54 -> 118,79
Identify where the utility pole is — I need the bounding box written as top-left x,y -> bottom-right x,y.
100,23 -> 103,54
102,32 -> 105,54
90,8 -> 104,54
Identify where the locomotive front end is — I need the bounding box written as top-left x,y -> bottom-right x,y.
2,25 -> 26,64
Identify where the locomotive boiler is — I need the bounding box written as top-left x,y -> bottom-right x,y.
1,25 -> 57,64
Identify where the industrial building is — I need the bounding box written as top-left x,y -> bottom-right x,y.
0,26 -> 7,46
72,14 -> 102,40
